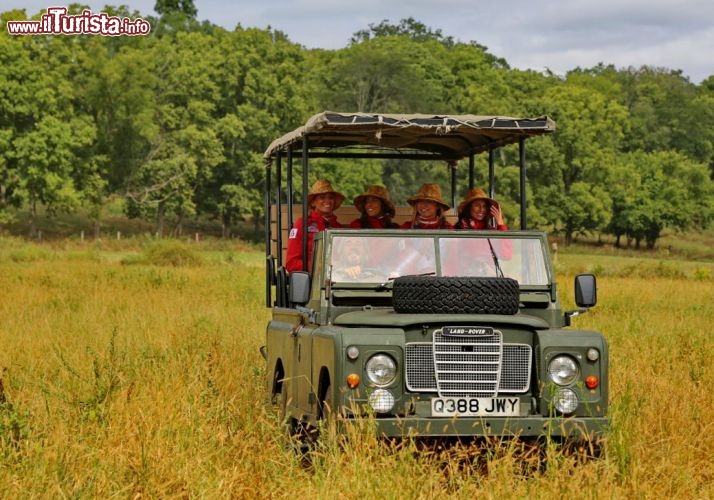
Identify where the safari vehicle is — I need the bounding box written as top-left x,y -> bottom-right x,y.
262,112 -> 608,444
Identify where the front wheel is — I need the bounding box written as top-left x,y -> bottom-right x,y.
318,384 -> 332,421
274,375 -> 296,437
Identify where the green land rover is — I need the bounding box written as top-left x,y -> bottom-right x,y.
261,112 -> 608,444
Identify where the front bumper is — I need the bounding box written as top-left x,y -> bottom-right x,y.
340,415 -> 609,439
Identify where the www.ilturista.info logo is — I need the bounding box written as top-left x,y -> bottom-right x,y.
6,7 -> 151,36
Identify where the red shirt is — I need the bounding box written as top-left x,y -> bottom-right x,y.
454,217 -> 512,260
286,210 -> 343,272
349,216 -> 398,229
401,217 -> 453,229
456,217 -> 508,231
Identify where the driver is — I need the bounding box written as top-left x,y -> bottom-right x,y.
331,236 -> 386,281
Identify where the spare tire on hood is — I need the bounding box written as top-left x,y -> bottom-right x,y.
392,276 -> 520,315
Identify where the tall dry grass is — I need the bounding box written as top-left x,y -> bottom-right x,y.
0,239 -> 712,498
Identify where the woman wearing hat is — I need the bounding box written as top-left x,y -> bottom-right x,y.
447,188 -> 511,275
286,179 -> 345,272
349,185 -> 399,229
402,183 -> 453,229
455,188 -> 508,231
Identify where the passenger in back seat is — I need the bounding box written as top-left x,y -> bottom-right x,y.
455,188 -> 508,231
349,185 -> 399,229
401,183 -> 453,229
447,188 -> 512,275
286,179 -> 344,273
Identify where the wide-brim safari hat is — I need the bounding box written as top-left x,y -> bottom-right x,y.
457,188 -> 500,215
353,185 -> 395,217
307,179 -> 345,209
407,183 -> 450,212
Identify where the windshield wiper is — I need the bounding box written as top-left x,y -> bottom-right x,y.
486,239 -> 504,277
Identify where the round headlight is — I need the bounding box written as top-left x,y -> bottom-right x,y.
553,388 -> 579,414
547,355 -> 579,386
586,347 -> 599,361
368,389 -> 395,413
365,354 -> 397,387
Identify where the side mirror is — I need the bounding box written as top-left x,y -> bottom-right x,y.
575,274 -> 597,308
289,271 -> 311,305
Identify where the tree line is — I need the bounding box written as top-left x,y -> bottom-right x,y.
1,6 -> 713,247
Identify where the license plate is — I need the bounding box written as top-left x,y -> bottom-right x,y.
432,397 -> 520,417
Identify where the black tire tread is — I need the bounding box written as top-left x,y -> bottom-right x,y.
392,276 -> 520,315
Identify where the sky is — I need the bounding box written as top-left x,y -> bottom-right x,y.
5,0 -> 713,84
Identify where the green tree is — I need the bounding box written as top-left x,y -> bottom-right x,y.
443,41 -> 516,115
526,84 -> 628,244
319,36 -> 453,113
350,17 -> 455,47
152,0 -> 213,37
14,116 -> 96,234
605,161 -> 640,247
0,13 -> 32,224
382,159 -> 453,207
567,64 -> 714,169
306,158 -> 384,204
609,151 -> 712,248
125,31 -> 223,236
565,64 -> 625,102
91,36 -> 157,194
624,69 -> 697,155
195,27 -> 310,237
154,0 -> 197,17
2,7 -> 712,242
0,14 -> 102,234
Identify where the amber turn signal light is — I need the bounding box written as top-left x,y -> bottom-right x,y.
347,373 -> 360,388
585,375 -> 599,389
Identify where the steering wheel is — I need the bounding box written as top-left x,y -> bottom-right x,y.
332,266 -> 385,281
357,267 -> 384,279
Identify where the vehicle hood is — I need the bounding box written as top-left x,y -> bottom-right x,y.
333,309 -> 549,329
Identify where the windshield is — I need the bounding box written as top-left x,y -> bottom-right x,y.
329,234 -> 550,286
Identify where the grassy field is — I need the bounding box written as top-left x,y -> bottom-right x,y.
0,237 -> 712,498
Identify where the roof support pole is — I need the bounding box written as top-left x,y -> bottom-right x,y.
449,161 -> 458,209
301,135 -> 309,272
488,149 -> 495,198
468,154 -> 475,190
519,138 -> 527,230
275,154 -> 282,267
264,160 -> 272,307
286,147 -> 294,230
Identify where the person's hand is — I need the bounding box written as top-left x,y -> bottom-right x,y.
490,204 -> 504,226
344,265 -> 362,278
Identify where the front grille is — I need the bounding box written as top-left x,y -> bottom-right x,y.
405,329 -> 531,397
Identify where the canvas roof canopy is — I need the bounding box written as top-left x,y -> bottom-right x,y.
263,111 -> 556,161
